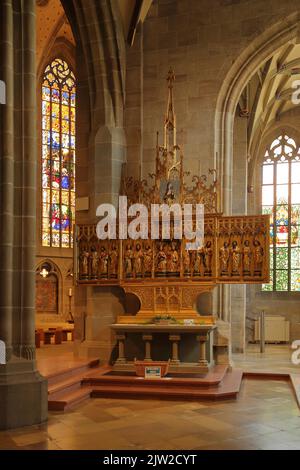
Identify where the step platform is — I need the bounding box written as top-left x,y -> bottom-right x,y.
46,363 -> 243,411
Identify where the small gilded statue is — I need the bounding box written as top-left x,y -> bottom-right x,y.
253,239 -> 264,274
243,240 -> 252,274
203,241 -> 213,275
193,250 -> 202,276
91,248 -> 99,279
231,240 -> 241,275
134,243 -> 144,277
167,242 -> 179,277
125,244 -> 134,278
99,246 -> 109,278
109,244 -> 118,278
143,244 -> 153,277
183,248 -> 191,276
219,241 -> 230,275
80,249 -> 89,279
156,243 -> 167,276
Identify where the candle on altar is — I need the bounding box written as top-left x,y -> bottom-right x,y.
69,288 -> 72,297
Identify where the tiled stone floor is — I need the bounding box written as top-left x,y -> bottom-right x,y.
232,344 -> 300,374
1,378 -> 300,450
1,343 -> 299,450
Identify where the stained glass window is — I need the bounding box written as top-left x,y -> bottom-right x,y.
42,59 -> 76,248
262,134 -> 300,291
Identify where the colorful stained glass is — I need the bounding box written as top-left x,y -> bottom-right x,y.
43,204 -> 50,218
291,248 -> 300,268
42,87 -> 50,101
276,270 -> 288,291
262,270 -> 273,291
42,58 -> 76,248
262,134 -> 300,291
62,91 -> 69,105
292,226 -> 300,246
42,233 -> 50,247
276,248 -> 288,269
291,271 -> 300,291
42,101 -> 50,115
270,248 -> 273,269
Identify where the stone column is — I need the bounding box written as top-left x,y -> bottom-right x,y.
18,0 -> 37,361
231,115 -> 248,353
169,334 -> 180,364
0,0 -> 14,362
0,0 -> 47,431
116,334 -> 126,363
143,334 -> 153,361
197,333 -> 208,368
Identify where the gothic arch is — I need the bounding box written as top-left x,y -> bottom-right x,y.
36,259 -> 63,317
215,12 -> 300,214
37,37 -> 76,83
61,0 -> 126,130
256,125 -> 300,167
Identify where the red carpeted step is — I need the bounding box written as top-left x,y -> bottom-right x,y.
84,365 -> 228,389
46,358 -> 100,386
89,370 -> 243,401
48,387 -> 93,411
48,366 -> 108,398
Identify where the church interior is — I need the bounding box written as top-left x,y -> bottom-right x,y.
1,0 -> 300,451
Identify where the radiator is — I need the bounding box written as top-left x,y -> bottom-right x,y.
254,316 -> 290,343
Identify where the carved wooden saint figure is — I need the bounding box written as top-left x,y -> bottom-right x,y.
156,243 -> 167,276
91,248 -> 99,279
143,244 -> 153,277
231,240 -> 241,275
80,249 -> 89,278
193,250 -> 202,276
99,246 -> 109,278
125,244 -> 134,278
134,243 -> 143,277
183,248 -> 191,276
253,239 -> 264,274
243,240 -> 252,274
109,244 -> 118,278
219,241 -> 230,275
204,241 -> 213,275
167,242 -> 179,276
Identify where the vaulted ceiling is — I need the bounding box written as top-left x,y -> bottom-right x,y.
239,42 -> 300,161
36,0 -> 74,68
36,0 -> 153,68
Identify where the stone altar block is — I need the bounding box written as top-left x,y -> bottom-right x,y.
111,323 -> 216,374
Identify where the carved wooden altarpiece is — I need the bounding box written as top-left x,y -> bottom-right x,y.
75,70 -> 270,328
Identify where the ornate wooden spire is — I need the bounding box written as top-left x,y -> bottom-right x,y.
164,68 -> 176,150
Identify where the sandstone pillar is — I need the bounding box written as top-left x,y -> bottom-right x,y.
0,0 -> 47,431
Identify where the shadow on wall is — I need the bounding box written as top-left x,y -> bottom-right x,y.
124,292 -> 141,316
196,292 -> 213,316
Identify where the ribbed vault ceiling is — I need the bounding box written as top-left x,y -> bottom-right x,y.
239,42 -> 300,160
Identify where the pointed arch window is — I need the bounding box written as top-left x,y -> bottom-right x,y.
262,134 -> 300,291
41,58 -> 76,248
